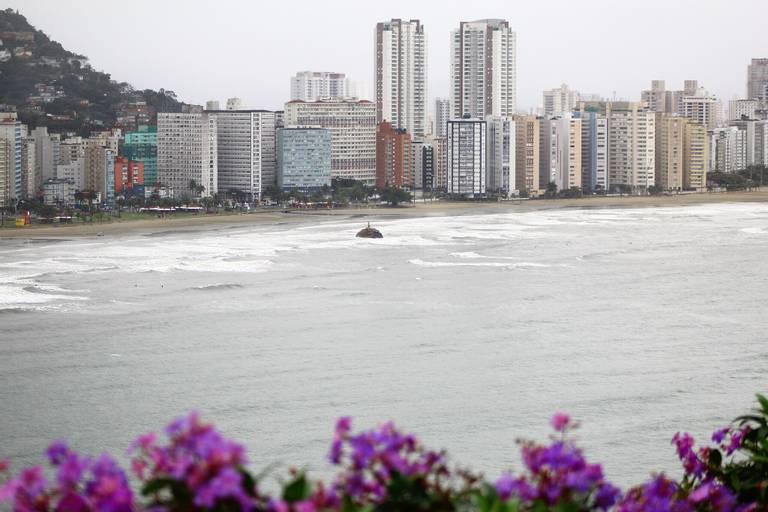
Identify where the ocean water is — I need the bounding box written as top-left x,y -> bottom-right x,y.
1,203 -> 767,488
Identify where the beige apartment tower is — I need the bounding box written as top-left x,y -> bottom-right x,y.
514,115 -> 540,193
656,115 -> 708,191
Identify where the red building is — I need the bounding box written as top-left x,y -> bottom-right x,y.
376,121 -> 413,189
114,156 -> 144,195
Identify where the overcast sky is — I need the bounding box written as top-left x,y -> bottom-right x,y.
11,0 -> 767,112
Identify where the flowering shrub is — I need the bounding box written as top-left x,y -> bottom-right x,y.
2,395 -> 767,511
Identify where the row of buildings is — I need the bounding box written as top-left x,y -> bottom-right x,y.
0,111 -> 154,208
2,17 -> 767,206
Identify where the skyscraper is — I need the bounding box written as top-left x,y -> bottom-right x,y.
291,71 -> 349,101
576,110 -> 608,191
123,126 -> 158,187
641,80 -> 668,113
446,118 -> 486,196
276,127 -> 332,191
747,58 -> 768,102
540,115 -> 582,191
0,113 -> 22,202
729,99 -> 760,121
208,108 -> 276,201
30,126 -> 60,185
284,99 -> 377,184
542,84 -> 580,118
376,121 -> 414,189
375,19 -> 427,139
514,115 -> 541,193
450,19 -> 516,119
578,101 -> 656,191
0,138 -> 10,207
157,109 -> 218,198
486,116 -> 515,196
434,98 -> 450,138
680,87 -> 717,129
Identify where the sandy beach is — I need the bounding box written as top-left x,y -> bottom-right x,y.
1,190 -> 767,239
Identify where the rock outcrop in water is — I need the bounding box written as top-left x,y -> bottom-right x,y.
356,223 -> 383,239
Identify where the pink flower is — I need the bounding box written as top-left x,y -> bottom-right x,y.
551,412 -> 571,432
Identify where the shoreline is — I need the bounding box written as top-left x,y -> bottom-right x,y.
1,190 -> 768,239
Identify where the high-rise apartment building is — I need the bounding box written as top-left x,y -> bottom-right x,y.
729,99 -> 760,121
450,19 -> 516,119
680,88 -> 717,129
291,71 -> 349,101
413,138 -> 436,190
113,156 -> 144,196
157,110 -> 218,198
578,101 -> 656,191
21,136 -> 36,198
747,58 -> 768,102
434,136 -> 448,191
542,84 -> 580,118
540,115 -> 582,191
124,126 -> 158,187
710,127 -> 746,174
434,98 -> 450,137
0,138 -> 10,207
514,115 -> 540,193
576,110 -> 609,191
59,136 -> 85,166
0,113 -> 22,201
684,122 -> 708,190
656,115 -> 708,191
84,138 -> 116,204
656,115 -> 687,190
276,127 -> 332,191
56,159 -> 85,191
207,109 -> 276,200
284,99 -> 377,184
486,116 -> 515,196
446,118 -> 486,196
30,126 -> 60,185
754,120 -> 768,167
375,19 -> 427,139
376,121 -> 414,189
641,80 -> 668,113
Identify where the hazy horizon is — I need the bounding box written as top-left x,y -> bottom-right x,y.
9,0 -> 768,113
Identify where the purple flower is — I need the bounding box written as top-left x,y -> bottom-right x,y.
551,412 -> 571,432
46,440 -> 70,465
495,473 -> 515,500
726,426 -> 750,455
335,416 -> 352,437
711,427 -> 729,444
329,438 -> 343,465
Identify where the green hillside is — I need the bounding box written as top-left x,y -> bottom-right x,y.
0,8 -> 184,135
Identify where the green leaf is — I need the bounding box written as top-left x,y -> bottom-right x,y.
756,394 -> 768,415
709,448 -> 723,468
239,467 -> 257,497
282,473 -> 311,502
141,477 -> 174,496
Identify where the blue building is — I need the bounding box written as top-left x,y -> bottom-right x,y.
123,125 -> 158,187
276,127 -> 332,191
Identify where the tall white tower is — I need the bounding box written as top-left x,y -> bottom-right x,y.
450,19 -> 516,119
375,19 -> 428,139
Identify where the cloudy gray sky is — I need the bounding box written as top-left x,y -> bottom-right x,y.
11,0 -> 767,112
